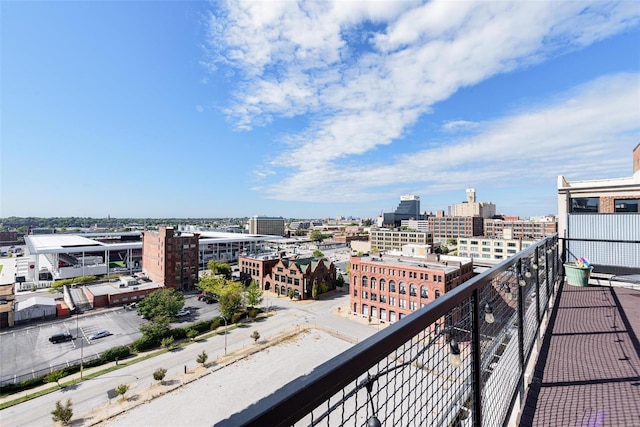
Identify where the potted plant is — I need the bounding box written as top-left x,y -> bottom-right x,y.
564,257 -> 593,287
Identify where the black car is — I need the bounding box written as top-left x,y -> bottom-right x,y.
49,333 -> 73,344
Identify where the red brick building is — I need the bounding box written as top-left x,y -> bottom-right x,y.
239,254 -> 337,300
350,254 -> 474,324
142,226 -> 200,291
428,216 -> 484,240
238,254 -> 283,288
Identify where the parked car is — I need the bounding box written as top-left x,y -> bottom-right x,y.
49,333 -> 73,344
176,308 -> 190,317
88,330 -> 111,340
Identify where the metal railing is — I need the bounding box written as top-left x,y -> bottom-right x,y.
0,353 -> 101,387
219,235 -> 562,426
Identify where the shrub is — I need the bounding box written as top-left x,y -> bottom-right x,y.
247,307 -> 259,318
44,370 -> 65,386
209,318 -> 221,331
231,312 -> 244,324
187,329 -> 199,341
101,345 -> 131,363
115,383 -> 130,401
153,368 -> 167,383
169,327 -> 187,341
51,399 -> 73,425
131,335 -> 159,352
196,350 -> 208,367
191,319 -> 215,333
161,336 -> 175,349
251,331 -> 260,342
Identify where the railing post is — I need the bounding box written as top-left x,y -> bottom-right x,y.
471,288 -> 483,426
517,259 -> 525,400
535,247 -> 541,323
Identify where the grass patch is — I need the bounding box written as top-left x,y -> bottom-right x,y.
0,265 -> 3,274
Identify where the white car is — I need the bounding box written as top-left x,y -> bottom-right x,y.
88,330 -> 111,340
176,308 -> 190,317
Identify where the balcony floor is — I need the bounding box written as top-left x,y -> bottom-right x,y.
519,283 -> 640,426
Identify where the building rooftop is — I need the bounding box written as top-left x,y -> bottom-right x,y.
355,254 -> 470,274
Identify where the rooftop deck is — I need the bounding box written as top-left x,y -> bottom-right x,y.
519,282 -> 640,426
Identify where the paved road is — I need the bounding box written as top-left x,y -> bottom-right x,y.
0,290 -> 378,426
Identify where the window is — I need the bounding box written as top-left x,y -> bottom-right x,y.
420,286 -> 428,298
507,249 -> 517,254
389,281 -> 396,292
399,299 -> 406,308
570,197 -> 599,213
389,296 -> 396,306
494,241 -> 502,247
370,277 -> 376,290
409,283 -> 417,297
363,291 -> 368,299
379,279 -> 385,291
399,282 -> 406,294
435,290 -> 441,298
507,242 -> 516,247
410,301 -> 417,311
380,295 -> 386,303
371,293 -> 377,302
362,276 -> 368,287
615,199 -> 639,212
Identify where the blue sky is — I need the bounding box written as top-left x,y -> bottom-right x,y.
2,1 -> 639,220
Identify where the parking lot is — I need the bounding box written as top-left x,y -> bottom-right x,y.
0,294 -> 220,385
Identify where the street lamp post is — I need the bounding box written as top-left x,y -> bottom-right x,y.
76,310 -> 84,379
221,316 -> 227,355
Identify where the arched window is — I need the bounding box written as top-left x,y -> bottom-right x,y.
399,282 -> 406,294
379,279 -> 386,291
352,276 -> 358,286
370,277 -> 376,290
420,286 -> 428,299
389,280 -> 396,292
362,276 -> 368,287
362,304 -> 369,316
435,289 -> 441,299
409,283 -> 417,297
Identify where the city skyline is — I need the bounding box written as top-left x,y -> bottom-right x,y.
2,1 -> 639,219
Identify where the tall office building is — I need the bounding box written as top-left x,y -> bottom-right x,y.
448,189 -> 496,219
142,226 -> 199,291
248,216 -> 286,236
382,195 -> 422,227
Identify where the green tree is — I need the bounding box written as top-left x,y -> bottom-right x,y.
115,383 -> 130,401
362,219 -> 373,227
312,282 -> 319,300
251,331 -> 260,343
371,246 -> 380,254
202,278 -> 245,319
137,288 -> 184,321
51,399 -> 73,425
336,273 -> 345,288
45,370 -> 65,387
244,280 -> 263,308
309,230 -> 324,242
196,350 -> 208,367
207,260 -> 232,278
447,238 -> 457,246
161,336 -> 175,349
153,368 -> 167,384
312,249 -> 324,257
139,316 -> 170,340
288,288 -> 294,299
187,329 -> 199,341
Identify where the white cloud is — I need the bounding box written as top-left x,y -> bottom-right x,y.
443,120 -> 479,132
206,1 -> 640,202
